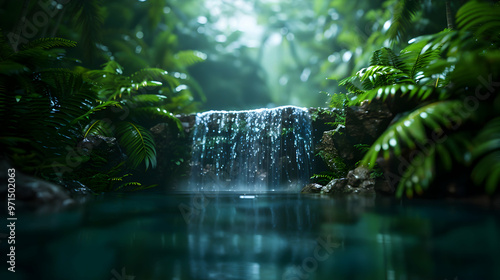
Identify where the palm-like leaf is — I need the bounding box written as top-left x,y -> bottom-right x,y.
388,0 -> 422,41
471,117 -> 500,194
83,119 -> 113,138
397,133 -> 470,197
68,0 -> 104,60
173,50 -> 207,68
362,100 -> 468,167
116,121 -> 157,169
130,68 -> 169,83
130,106 -> 184,132
360,100 -> 474,198
351,84 -> 438,106
370,47 -> 409,73
21,38 -> 77,50
456,1 -> 500,44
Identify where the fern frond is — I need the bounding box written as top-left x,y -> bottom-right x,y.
388,0 -> 422,42
116,121 -> 157,169
370,47 -> 409,73
101,60 -> 124,74
69,0 -> 104,60
130,107 -> 183,132
20,38 -> 77,50
130,68 -> 168,83
0,61 -> 29,75
82,119 -> 113,138
350,84 -> 437,105
173,50 -> 207,68
471,117 -> 500,194
456,1 -> 500,43
361,100 -> 467,167
338,75 -> 364,94
357,65 -> 414,88
131,94 -> 167,103
396,133 -> 470,198
408,45 -> 442,81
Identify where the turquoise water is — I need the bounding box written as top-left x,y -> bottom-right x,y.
1,192 -> 500,280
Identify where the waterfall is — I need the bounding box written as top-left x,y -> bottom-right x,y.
189,106 -> 313,191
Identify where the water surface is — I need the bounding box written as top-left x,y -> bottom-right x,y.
1,192 -> 499,280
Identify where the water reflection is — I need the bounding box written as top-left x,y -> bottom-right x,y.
1,193 -> 500,280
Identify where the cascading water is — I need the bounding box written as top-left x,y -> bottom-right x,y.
189,106 -> 313,191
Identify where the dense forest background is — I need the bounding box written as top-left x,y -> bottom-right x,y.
1,0 -> 499,196
0,0 -> 460,110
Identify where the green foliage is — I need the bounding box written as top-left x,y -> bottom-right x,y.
388,0 -> 423,42
339,1 -> 500,197
68,0 -> 104,60
342,45 -> 443,106
471,118 -> 500,194
0,37 -> 99,174
310,172 -> 335,185
79,59 -> 193,170
0,32 -> 192,192
116,122 -> 157,170
314,150 -> 349,182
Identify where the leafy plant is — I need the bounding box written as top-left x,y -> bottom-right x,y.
341,1 -> 500,197
0,36 -> 97,175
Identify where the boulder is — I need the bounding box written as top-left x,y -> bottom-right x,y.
77,135 -> 126,171
315,102 -> 393,169
301,183 -> 323,193
0,160 -> 75,212
323,167 -> 376,195
344,101 -> 393,144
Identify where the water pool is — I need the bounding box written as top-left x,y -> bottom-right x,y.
1,192 -> 499,280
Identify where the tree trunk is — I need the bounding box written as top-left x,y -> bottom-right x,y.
446,0 -> 454,29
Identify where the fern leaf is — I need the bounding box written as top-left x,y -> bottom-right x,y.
173,50 -> 207,68
82,119 -> 114,138
69,0 -> 104,60
388,0 -> 423,42
471,117 -> 500,194
130,68 -> 168,83
101,60 -> 124,74
396,133 -> 469,198
361,100 -> 466,168
131,94 -> 167,103
116,121 -> 157,169
456,1 -> 500,41
20,38 -> 77,50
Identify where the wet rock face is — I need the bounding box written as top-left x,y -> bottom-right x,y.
317,102 -> 393,168
323,167 -> 376,195
77,135 -> 127,170
0,160 -> 76,212
310,101 -> 394,195
344,102 -> 393,144
301,183 -> 323,193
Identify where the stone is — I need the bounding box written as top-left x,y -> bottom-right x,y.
321,178 -> 344,194
344,101 -> 393,144
315,102 -> 393,169
0,160 -> 75,212
329,178 -> 348,193
374,178 -> 394,194
346,166 -> 373,187
301,183 -> 324,193
324,167 -> 376,195
77,135 -> 126,171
